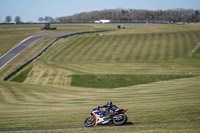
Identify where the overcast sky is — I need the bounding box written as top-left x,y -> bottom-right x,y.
0,0 -> 200,22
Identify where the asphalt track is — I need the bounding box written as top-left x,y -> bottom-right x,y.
0,32 -> 73,69
0,121 -> 199,132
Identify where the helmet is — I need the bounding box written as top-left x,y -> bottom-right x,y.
106,101 -> 113,106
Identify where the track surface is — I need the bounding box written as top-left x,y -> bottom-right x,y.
0,121 -> 199,132
0,32 -> 73,69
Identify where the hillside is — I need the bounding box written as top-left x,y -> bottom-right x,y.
11,24 -> 200,88
0,24 -> 200,132
0,75 -> 200,132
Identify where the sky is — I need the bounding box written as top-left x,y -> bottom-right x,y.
0,0 -> 200,22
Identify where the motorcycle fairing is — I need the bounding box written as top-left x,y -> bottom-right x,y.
91,109 -> 109,125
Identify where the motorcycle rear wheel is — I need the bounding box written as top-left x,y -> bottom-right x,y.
113,114 -> 127,125
84,116 -> 96,127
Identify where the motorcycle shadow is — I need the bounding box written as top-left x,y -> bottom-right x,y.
96,122 -> 134,127
124,122 -> 134,125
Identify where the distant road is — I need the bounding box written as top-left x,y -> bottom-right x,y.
0,32 -> 73,69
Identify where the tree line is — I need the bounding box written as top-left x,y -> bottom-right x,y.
57,8 -> 200,23
2,8 -> 200,24
2,16 -> 21,23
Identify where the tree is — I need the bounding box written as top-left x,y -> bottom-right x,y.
15,16 -> 21,24
57,9 -> 200,23
5,16 -> 12,23
44,16 -> 54,23
193,10 -> 200,22
38,17 -> 44,23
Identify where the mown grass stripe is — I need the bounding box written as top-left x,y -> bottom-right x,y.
41,70 -> 51,85
11,86 -> 38,102
188,32 -> 195,53
172,33 -> 179,59
80,36 -> 102,62
112,35 -> 131,61
135,34 -> 146,60
153,33 -> 162,60
122,35 -> 135,61
1,85 -> 22,103
164,33 -> 172,60
125,35 -> 139,61
147,34 -> 156,61
169,33 -> 175,60
158,33 -> 165,60
98,36 -> 118,61
136,34 -> 148,60
178,32 -> 185,59
104,36 -> 122,61
121,35 -> 136,61
193,31 -> 200,43
70,36 -> 96,62
111,35 -> 128,61
88,36 -> 111,62
7,86 -> 26,102
182,32 -> 190,58
19,88 -> 45,102
88,36 -> 107,61
191,31 -> 200,45
54,37 -> 86,63
143,34 -> 155,61
0,87 -> 10,103
46,38 -> 76,62
66,37 -> 94,62
130,35 -> 143,61
139,34 -> 150,60
33,69 -> 45,84
187,31 -> 196,52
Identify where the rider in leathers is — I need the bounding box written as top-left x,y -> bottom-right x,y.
98,102 -> 118,119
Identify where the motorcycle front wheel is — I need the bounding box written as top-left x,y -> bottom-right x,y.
84,116 -> 96,127
113,114 -> 127,125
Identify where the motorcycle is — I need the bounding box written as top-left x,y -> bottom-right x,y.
84,107 -> 128,127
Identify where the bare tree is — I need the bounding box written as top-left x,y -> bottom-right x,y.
14,16 -> 21,24
5,16 -> 12,23
44,16 -> 54,23
57,9 -> 200,23
38,17 -> 44,23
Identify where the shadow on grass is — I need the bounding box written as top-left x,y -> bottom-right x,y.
96,121 -> 134,127
125,122 -> 134,125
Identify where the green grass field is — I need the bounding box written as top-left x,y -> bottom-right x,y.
23,24 -> 200,86
0,75 -> 200,132
0,24 -> 115,57
0,23 -> 200,133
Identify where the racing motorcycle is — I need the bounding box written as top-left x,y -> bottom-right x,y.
84,107 -> 128,127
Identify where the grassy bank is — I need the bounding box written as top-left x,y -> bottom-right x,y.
47,31 -> 200,64
0,24 -> 200,133
0,75 -> 200,131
